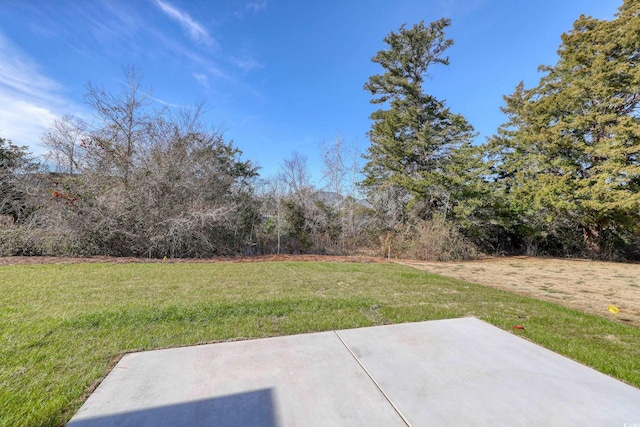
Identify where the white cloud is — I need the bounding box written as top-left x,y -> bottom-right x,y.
234,0 -> 268,18
0,100 -> 57,155
230,56 -> 263,72
206,65 -> 232,81
0,34 -> 61,104
193,72 -> 210,88
245,0 -> 267,14
0,32 -> 69,153
154,0 -> 216,46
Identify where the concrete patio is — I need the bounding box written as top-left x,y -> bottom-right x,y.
68,317 -> 640,426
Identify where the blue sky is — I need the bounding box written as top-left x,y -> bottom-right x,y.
0,0 -> 620,182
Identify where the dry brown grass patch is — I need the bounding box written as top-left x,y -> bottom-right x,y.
398,256 -> 640,327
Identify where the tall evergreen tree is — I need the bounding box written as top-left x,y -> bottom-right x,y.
490,0 -> 640,257
362,19 -> 480,221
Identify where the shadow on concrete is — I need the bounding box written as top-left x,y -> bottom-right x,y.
67,388 -> 278,427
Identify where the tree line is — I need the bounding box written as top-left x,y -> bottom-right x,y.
1,0 -> 638,260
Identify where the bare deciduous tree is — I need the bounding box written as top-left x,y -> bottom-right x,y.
83,66 -> 157,185
321,133 -> 347,205
320,133 -> 367,251
33,69 -> 259,258
279,151 -> 312,200
42,115 -> 87,175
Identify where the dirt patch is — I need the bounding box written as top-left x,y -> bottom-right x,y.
397,256 -> 640,327
2,254 -> 638,327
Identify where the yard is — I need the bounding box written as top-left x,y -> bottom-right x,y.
1,257 -> 639,426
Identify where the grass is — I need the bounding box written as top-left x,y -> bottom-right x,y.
1,261 -> 639,426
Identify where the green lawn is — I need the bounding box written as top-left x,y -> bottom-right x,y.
1,261 -> 639,426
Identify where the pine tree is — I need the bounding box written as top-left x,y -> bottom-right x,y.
362,19 -> 480,221
490,0 -> 640,257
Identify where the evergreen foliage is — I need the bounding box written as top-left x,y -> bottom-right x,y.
362,19 -> 485,225
0,137 -> 39,224
489,0 -> 640,258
